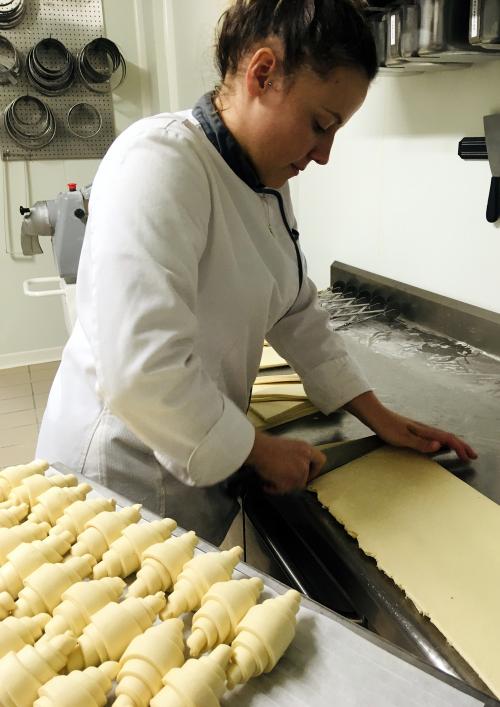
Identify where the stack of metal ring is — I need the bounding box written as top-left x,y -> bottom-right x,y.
26,38 -> 75,95
4,95 -> 56,150
66,102 -> 102,139
77,37 -> 126,93
0,35 -> 21,85
0,0 -> 26,29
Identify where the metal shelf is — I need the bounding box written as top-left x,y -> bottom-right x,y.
365,2 -> 500,76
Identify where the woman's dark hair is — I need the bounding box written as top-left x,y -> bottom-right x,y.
216,0 -> 378,83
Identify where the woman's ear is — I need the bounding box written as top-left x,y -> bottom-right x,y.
246,47 -> 277,96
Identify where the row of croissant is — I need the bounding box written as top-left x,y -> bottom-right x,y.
0,458 -> 301,706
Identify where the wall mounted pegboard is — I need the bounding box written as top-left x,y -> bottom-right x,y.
0,0 -> 120,161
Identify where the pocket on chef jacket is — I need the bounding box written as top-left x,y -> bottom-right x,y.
82,408 -> 167,517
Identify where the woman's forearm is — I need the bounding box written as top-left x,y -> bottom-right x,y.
343,390 -> 388,431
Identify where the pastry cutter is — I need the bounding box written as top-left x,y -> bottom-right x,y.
314,437 -> 473,480
313,435 -> 383,480
226,435 -> 382,497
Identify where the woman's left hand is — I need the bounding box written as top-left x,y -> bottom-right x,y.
371,409 -> 477,462
344,391 -> 478,462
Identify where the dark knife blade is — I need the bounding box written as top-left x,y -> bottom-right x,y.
314,435 -> 383,479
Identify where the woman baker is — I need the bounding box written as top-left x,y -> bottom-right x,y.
38,0 -> 476,544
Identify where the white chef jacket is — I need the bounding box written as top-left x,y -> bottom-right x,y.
37,93 -> 370,542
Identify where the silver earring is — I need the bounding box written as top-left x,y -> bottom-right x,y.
267,81 -> 273,87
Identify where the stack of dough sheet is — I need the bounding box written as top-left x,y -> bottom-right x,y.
248,400 -> 318,429
308,445 -> 500,698
254,373 -> 301,385
251,381 -> 307,402
259,345 -> 287,370
248,372 -> 317,430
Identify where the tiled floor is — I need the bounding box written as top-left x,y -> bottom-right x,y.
0,361 -> 59,468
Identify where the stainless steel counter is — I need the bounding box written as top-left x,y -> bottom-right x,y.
48,267 -> 500,702
240,293 -> 500,699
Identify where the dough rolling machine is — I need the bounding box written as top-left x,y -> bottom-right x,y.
19,182 -> 89,333
237,261 -> 500,699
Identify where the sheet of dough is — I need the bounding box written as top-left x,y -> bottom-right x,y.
247,408 -> 267,429
254,373 -> 301,385
250,399 -> 316,421
260,347 -> 287,369
309,446 -> 500,698
248,401 -> 317,429
251,383 -> 307,400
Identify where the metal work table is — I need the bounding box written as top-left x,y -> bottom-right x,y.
51,466 -> 498,706
240,278 -> 500,699
48,264 -> 500,702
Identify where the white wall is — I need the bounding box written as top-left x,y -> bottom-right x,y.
0,0 -> 227,368
9,3 -> 495,365
295,60 -> 500,313
165,0 -> 228,111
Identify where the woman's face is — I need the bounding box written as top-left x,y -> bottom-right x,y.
242,64 -> 370,189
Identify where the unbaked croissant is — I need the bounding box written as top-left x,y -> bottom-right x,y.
0,502 -> 29,528
113,619 -> 185,707
127,530 -> 197,598
49,498 -> 115,539
161,546 -> 242,619
0,613 -> 49,659
43,577 -> 125,638
0,631 -> 76,706
0,531 -> 73,598
150,643 -> 231,707
0,460 -> 48,502
93,518 -> 176,580
27,484 -> 91,525
33,661 -> 118,707
6,473 -> 76,510
0,521 -> 50,564
66,592 -> 166,670
71,505 -> 142,561
226,589 -> 301,688
187,577 -> 263,656
14,554 -> 96,617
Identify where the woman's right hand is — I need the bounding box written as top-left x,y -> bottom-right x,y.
244,430 -> 326,494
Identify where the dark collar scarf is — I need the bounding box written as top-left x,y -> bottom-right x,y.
192,91 -> 303,291
192,92 -> 263,191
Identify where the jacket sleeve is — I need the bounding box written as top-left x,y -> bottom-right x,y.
82,121 -> 255,486
266,268 -> 372,415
